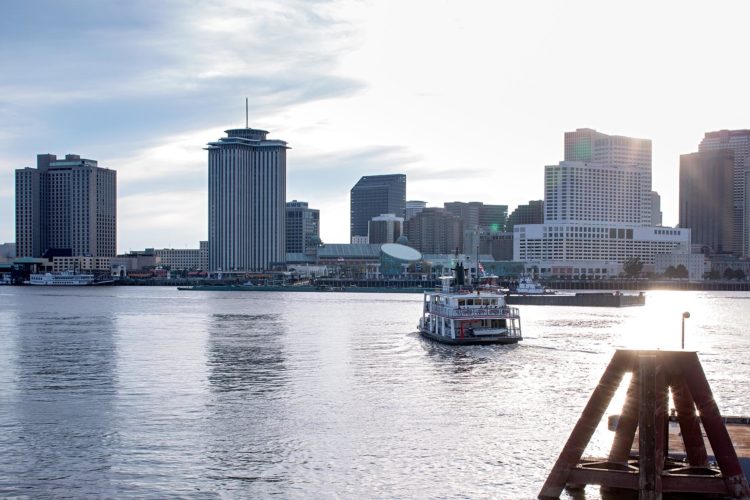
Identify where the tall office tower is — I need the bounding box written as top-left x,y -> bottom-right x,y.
679,150 -> 734,254
565,128 -> 652,170
286,200 -> 320,254
544,161 -> 651,225
650,191 -> 662,226
444,202 -> 508,232
564,128 -> 606,162
15,154 -> 117,258
405,200 -> 427,220
479,204 -> 508,232
207,127 -> 287,273
368,213 -> 403,244
444,201 -> 482,229
350,174 -> 406,242
698,130 -> 750,255
506,201 -> 544,231
404,208 -> 463,254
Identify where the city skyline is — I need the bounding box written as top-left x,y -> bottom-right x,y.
2,1 -> 750,251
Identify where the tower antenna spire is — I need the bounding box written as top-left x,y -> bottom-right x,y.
245,97 -> 248,128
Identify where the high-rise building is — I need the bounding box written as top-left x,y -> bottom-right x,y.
506,201 -> 544,231
350,174 -> 406,242
404,208 -> 463,254
368,213 -> 403,244
564,128 -> 651,170
544,161 -> 651,225
479,204 -> 508,232
444,201 -> 482,229
679,150 -> 734,254
513,129 -> 688,278
406,200 -> 427,220
15,154 -> 116,258
650,191 -> 662,227
206,127 -> 287,273
698,130 -> 750,255
444,201 -> 508,232
286,200 -> 320,254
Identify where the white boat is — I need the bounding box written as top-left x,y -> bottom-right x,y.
513,276 -> 551,295
418,277 -> 522,345
29,271 -> 95,286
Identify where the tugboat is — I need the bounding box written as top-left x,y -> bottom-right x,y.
418,264 -> 522,345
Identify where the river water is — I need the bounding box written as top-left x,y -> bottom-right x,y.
0,287 -> 748,499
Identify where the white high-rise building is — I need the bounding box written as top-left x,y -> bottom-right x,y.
698,129 -> 750,256
207,127 -> 287,273
544,161 -> 651,225
565,128 -> 652,170
514,130 -> 689,278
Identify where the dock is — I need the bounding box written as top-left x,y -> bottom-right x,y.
506,291 -> 645,307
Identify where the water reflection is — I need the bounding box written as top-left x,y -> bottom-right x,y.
4,311 -> 118,496
206,313 -> 287,394
204,312 -> 300,495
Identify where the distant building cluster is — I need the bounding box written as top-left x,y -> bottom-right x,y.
7,124 -> 750,283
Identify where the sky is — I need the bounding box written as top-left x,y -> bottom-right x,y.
2,0 -> 750,252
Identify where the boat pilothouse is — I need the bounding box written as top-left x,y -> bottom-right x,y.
418,276 -> 522,345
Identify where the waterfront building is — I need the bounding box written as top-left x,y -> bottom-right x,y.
514,129 -> 686,278
513,224 -> 691,278
0,243 -> 15,263
654,253 -> 707,281
506,201 -> 544,231
15,154 -> 117,258
679,150 -> 734,254
206,127 -> 287,273
51,255 -> 110,273
286,200 -> 320,254
650,191 -> 662,227
404,207 -> 463,254
155,241 -> 209,270
406,200 -> 427,220
110,248 -> 160,274
698,129 -> 750,255
368,213 -> 403,244
480,231 -> 514,261
350,174 -> 406,242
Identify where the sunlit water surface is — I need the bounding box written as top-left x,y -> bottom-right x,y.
0,287 -> 748,499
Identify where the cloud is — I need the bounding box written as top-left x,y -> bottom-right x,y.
288,145 -> 420,198
0,0 -> 367,249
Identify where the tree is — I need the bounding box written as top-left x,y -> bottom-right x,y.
675,264 -> 689,279
724,268 -> 735,280
664,265 -> 677,278
623,257 -> 644,278
734,269 -> 746,281
708,270 -> 720,280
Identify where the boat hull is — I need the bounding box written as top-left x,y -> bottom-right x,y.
418,328 -> 522,345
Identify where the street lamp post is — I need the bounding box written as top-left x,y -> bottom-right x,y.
681,311 -> 691,349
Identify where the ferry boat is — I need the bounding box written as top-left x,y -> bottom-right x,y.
418,277 -> 522,345
29,271 -> 95,286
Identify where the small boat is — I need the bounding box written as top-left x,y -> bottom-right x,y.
29,271 -> 95,286
418,277 -> 522,345
511,276 -> 553,295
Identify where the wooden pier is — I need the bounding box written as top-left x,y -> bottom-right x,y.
539,350 -> 750,499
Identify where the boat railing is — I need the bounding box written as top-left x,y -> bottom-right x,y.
429,304 -> 520,318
